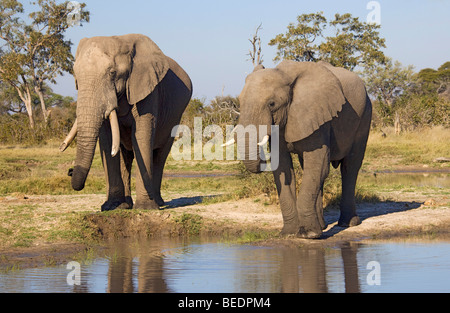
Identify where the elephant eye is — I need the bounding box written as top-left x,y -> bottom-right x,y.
268,101 -> 276,109
109,70 -> 116,77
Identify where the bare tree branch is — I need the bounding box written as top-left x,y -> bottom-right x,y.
247,23 -> 264,66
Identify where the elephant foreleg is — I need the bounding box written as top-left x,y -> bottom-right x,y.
120,145 -> 134,208
99,122 -> 133,211
296,145 -> 330,239
273,139 -> 300,235
315,185 -> 326,230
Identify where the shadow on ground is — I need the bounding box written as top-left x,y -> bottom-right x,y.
322,200 -> 424,239
163,195 -> 221,209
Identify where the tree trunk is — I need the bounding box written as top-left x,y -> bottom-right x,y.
14,85 -> 35,129
25,100 -> 35,129
394,112 -> 401,135
35,86 -> 48,123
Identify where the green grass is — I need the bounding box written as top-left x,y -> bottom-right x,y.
364,126 -> 450,170
0,141 -> 105,195
2,127 -> 447,201
173,213 -> 204,236
234,231 -> 280,244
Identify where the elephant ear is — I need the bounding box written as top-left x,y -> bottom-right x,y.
282,62 -> 346,143
126,35 -> 169,105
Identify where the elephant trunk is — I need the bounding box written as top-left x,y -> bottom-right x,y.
71,104 -> 104,191
238,113 -> 272,174
70,75 -> 120,191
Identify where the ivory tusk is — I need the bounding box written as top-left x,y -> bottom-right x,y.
221,138 -> 236,147
59,119 -> 78,152
109,110 -> 121,157
258,135 -> 270,147
221,126 -> 238,147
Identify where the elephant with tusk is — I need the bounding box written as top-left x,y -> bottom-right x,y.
60,111 -> 120,156
236,60 -> 372,239
61,34 -> 192,212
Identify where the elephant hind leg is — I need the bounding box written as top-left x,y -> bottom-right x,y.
339,101 -> 371,227
132,106 -> 160,211
338,157 -> 362,227
152,137 -> 175,207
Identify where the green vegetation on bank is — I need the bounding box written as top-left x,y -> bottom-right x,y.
1,127 -> 448,197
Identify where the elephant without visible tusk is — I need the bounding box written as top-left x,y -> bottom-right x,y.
60,110 -> 121,157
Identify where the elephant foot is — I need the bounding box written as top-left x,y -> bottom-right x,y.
297,227 -> 322,239
280,221 -> 301,236
154,194 -> 165,207
338,214 -> 361,228
319,216 -> 327,230
297,213 -> 323,239
135,198 -> 161,210
101,197 -> 133,212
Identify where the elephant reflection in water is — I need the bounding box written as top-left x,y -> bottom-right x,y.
103,242 -> 361,293
280,243 -> 361,293
107,243 -> 171,293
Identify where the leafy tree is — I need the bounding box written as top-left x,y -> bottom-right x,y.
0,0 -> 89,128
420,63 -> 450,83
0,80 -> 24,114
180,97 -> 206,129
363,58 -> 415,129
1,78 -> 73,116
364,59 -> 450,129
363,58 -> 415,108
417,61 -> 450,101
319,13 -> 386,70
269,12 -> 386,70
269,12 -> 326,62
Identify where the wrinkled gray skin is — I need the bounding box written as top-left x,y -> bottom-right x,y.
238,60 -> 372,239
68,34 -> 192,211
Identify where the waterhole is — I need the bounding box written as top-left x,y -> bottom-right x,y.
1,238 -> 449,293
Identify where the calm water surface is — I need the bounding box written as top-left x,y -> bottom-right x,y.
1,239 -> 449,293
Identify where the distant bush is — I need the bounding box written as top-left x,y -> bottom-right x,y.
0,106 -> 75,145
396,94 -> 450,130
371,94 -> 450,130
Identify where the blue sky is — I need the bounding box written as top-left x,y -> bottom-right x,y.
39,0 -> 450,101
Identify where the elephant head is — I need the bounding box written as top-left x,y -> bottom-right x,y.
61,34 -> 169,191
237,60 -> 347,173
